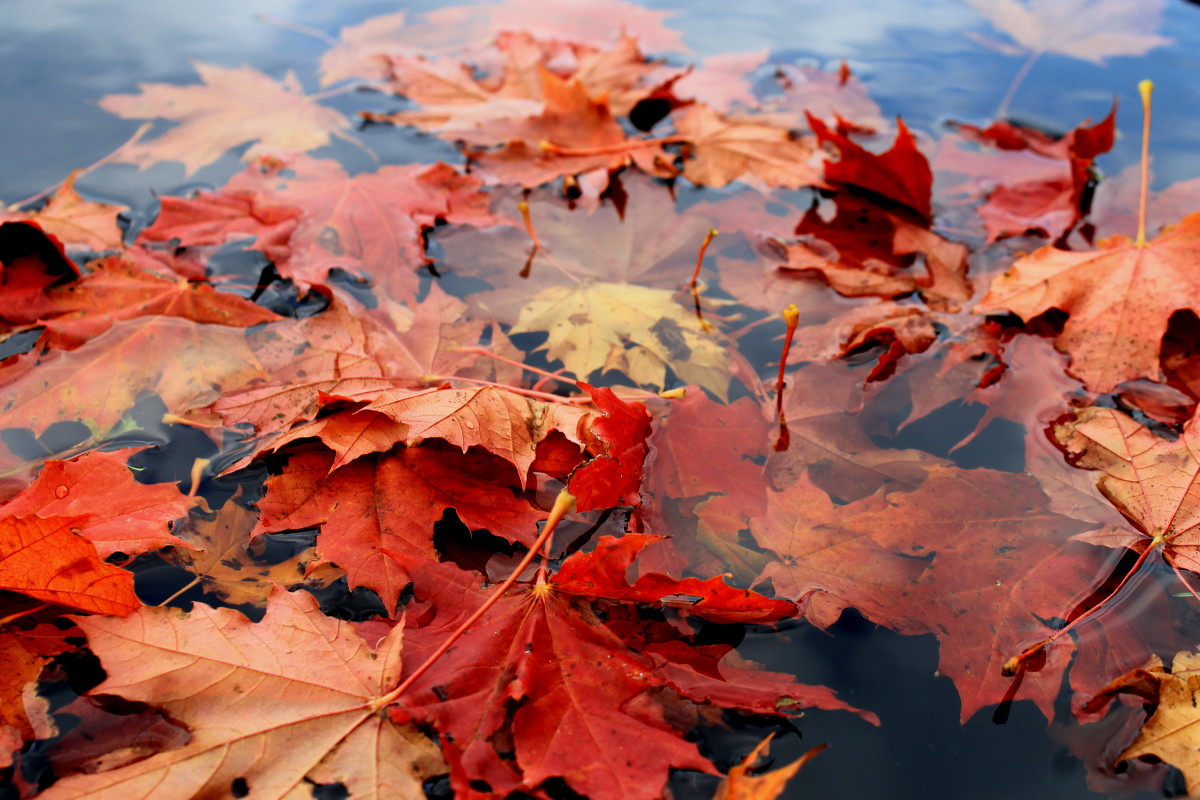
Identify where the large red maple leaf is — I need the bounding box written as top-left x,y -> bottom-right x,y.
395,553 -> 871,800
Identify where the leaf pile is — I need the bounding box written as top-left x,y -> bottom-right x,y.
1,0 -> 1198,798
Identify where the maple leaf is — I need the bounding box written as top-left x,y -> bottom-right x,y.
672,104 -> 826,190
98,63 -> 354,175
935,109 -> 1116,241
714,735 -> 824,800
511,279 -> 732,398
34,256 -> 281,349
1108,649 -> 1200,794
254,443 -> 547,609
968,0 -> 1171,64
0,515 -> 139,615
0,315 -> 266,443
163,494 -> 338,607
222,155 -> 497,298
40,587 -> 445,799
808,113 -> 933,220
749,464 -> 1106,720
0,172 -> 125,252
464,69 -> 673,197
749,472 -> 925,630
362,385 -> 591,483
435,173 -> 716,323
568,383 -> 652,511
0,449 -> 194,558
211,286 -> 506,447
1052,405 -> 1200,572
364,32 -> 663,134
397,555 -> 864,800
976,211 -> 1200,392
768,194 -> 971,310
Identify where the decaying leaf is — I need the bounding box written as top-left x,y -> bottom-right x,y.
511,280 -> 731,397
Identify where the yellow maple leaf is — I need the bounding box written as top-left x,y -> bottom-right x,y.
510,280 -> 730,398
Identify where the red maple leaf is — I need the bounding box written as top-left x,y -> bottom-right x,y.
808,114 -> 933,220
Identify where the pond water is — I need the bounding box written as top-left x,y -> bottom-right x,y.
3,1 -> 1200,799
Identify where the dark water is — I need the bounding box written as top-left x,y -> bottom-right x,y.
3,1 -> 1200,798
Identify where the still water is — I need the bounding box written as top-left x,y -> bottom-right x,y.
3,1 -> 1200,798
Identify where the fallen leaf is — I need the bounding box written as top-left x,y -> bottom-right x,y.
225,155 -> 498,299
465,69 -> 673,196
0,172 -> 125,252
713,735 -> 824,800
0,315 -> 266,443
0,515 -> 140,615
510,279 -> 732,397
253,443 -> 547,609
1114,648 -> 1200,794
968,0 -> 1171,63
397,553 -> 863,800
35,256 -> 281,349
1053,405 -> 1200,572
40,587 -> 446,799
163,494 -> 337,607
0,448 -> 194,558
99,62 -> 354,175
672,104 -> 826,190
808,114 -> 933,220
976,211 -> 1200,392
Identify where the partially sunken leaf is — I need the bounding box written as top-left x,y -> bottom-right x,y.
968,0 -> 1171,64
672,104 -> 825,190
510,281 -> 731,398
99,63 -> 354,175
42,588 -> 445,799
164,496 -> 336,607
0,316 -> 266,441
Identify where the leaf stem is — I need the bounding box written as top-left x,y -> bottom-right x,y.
538,135 -> 689,158
457,346 -> 577,387
253,13 -> 339,45
774,305 -> 800,452
375,489 -> 576,708
995,50 -> 1042,120
1003,536 -> 1163,676
8,123 -> 152,210
1135,79 -> 1154,247
690,228 -> 719,333
0,604 -> 50,627
433,374 -> 593,404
